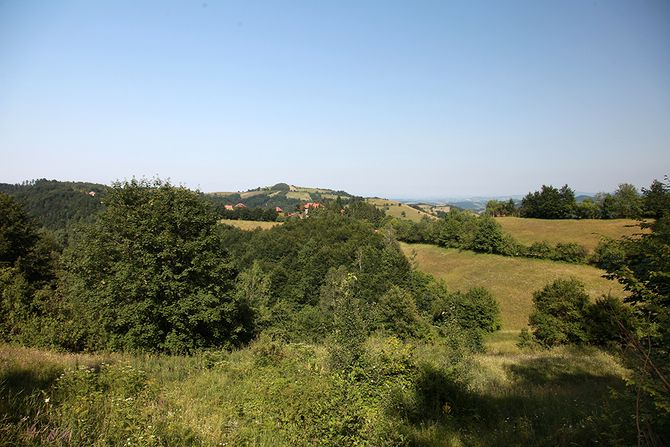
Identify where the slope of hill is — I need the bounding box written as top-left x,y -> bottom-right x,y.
207,183 -> 355,211
366,198 -> 436,222
0,179 -> 108,231
496,217 -> 648,252
401,242 -> 623,330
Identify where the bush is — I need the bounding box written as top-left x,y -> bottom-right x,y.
524,241 -> 555,259
585,295 -> 636,348
552,242 -> 588,263
590,238 -> 626,269
469,216 -> 516,255
432,287 -> 501,335
529,278 -> 589,346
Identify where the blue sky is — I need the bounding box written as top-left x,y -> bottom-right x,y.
1,0 -> 668,198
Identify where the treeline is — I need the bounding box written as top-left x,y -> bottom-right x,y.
389,210 -> 596,263
486,179 -> 668,219
0,179 -> 500,355
217,206 -> 279,221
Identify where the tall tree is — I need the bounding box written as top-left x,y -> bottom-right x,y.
63,179 -> 251,353
642,178 -> 670,219
612,183 -> 643,218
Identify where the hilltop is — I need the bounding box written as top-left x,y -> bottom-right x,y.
207,182 -> 356,211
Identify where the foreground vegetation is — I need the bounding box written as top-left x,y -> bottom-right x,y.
1,335 -> 635,446
1,176 -> 668,445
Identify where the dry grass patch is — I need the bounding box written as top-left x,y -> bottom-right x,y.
367,198 -> 436,222
220,219 -> 281,231
401,243 -> 623,330
496,217 -> 647,252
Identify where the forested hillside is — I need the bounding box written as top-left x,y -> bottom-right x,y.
0,179 -> 108,231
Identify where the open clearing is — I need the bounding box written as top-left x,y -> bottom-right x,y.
220,219 -> 281,231
496,217 -> 646,252
401,243 -> 624,330
367,198 -> 436,222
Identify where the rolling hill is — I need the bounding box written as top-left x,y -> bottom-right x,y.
207,183 -> 356,211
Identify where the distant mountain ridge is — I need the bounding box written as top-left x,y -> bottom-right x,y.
395,192 -> 596,212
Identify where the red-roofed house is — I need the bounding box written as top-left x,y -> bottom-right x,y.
224,205 -> 234,211
235,203 -> 247,208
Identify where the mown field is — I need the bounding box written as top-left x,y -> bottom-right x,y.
496,216 -> 646,252
367,198 -> 435,222
219,219 -> 281,231
400,243 -> 623,330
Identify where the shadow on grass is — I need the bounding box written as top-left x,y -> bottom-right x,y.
0,363 -> 63,424
395,354 -> 636,446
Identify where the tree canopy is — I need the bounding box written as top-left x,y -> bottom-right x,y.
63,179 -> 251,353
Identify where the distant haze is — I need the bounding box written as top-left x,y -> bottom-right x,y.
1,1 -> 669,198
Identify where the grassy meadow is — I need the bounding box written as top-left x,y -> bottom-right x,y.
219,219 -> 281,231
496,216 -> 646,252
367,198 -> 436,222
0,335 -> 634,446
400,243 -> 623,330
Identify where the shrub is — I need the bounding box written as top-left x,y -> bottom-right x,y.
529,278 -> 589,346
590,238 -> 626,269
585,295 -> 636,348
432,287 -> 501,335
552,242 -> 588,263
524,241 -> 555,259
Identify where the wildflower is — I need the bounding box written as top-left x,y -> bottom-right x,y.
44,397 -> 50,403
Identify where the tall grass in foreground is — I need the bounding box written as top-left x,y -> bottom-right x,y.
1,334 -> 636,446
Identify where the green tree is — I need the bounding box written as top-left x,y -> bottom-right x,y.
642,178 -> 670,219
63,179 -> 251,353
605,214 -> 670,431
375,285 -> 425,339
520,185 -> 576,219
611,183 -> 643,218
528,278 -> 589,346
469,216 -> 516,255
320,268 -> 366,370
0,193 -> 38,267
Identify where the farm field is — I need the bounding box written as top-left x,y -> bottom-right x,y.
367,198 -> 435,222
496,217 -> 647,252
400,243 -> 623,330
219,219 -> 281,231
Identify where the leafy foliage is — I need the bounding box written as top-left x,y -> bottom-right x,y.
0,179 -> 107,232
528,278 -> 589,346
62,179 -> 252,353
520,185 -> 577,219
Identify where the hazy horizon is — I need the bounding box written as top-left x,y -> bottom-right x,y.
2,1 -> 669,197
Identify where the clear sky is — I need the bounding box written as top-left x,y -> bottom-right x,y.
1,0 -> 669,198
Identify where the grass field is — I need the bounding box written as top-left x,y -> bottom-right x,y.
219,219 -> 281,231
286,191 -> 312,201
367,198 -> 436,222
401,243 -> 624,330
496,217 -> 647,252
1,336 -> 632,446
